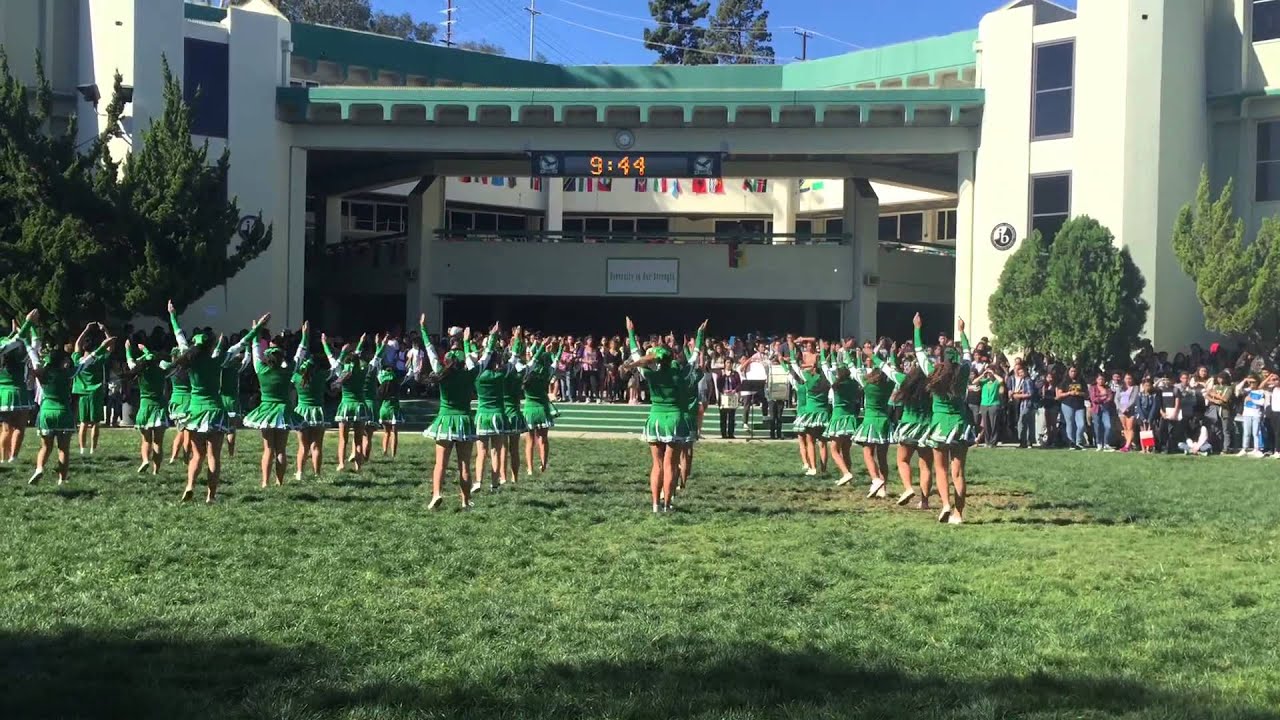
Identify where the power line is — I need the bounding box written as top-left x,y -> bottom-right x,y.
551,0 -> 864,52
490,0 -> 578,63
539,11 -> 778,63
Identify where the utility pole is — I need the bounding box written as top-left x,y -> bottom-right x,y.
794,27 -> 813,61
526,0 -> 540,61
443,0 -> 456,47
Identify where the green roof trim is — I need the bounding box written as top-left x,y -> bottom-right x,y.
782,30 -> 978,88
277,85 -> 983,124
184,3 -> 226,22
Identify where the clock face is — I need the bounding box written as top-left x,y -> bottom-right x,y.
614,129 -> 635,150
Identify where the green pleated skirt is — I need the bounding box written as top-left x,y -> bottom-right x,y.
852,413 -> 896,445
185,406 -> 231,434
824,412 -> 859,438
134,398 -> 169,430
244,401 -> 303,430
793,407 -> 831,433
294,405 -> 328,428
505,409 -> 529,435
425,412 -> 476,442
35,406 -> 75,436
643,410 -> 693,445
475,407 -> 510,437
378,399 -> 403,425
924,413 -> 976,448
0,385 -> 33,413
523,400 -> 556,430
76,392 -> 105,424
334,400 -> 371,425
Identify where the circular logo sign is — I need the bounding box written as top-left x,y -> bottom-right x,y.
237,215 -> 261,242
990,223 -> 1017,251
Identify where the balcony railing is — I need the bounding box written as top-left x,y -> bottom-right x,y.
431,229 -> 851,245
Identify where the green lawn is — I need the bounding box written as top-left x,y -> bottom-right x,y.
2,432 -> 1278,720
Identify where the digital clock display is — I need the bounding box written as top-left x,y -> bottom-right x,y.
531,152 -> 722,178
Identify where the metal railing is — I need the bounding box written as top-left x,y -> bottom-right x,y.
431,229 -> 851,245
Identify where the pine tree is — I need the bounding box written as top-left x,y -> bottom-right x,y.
0,51 -> 126,336
704,0 -> 774,64
644,0 -> 713,65
1041,216 -> 1148,367
988,227 -> 1050,354
1171,168 -> 1280,342
112,59 -> 272,316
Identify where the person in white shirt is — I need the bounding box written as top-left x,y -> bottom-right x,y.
1236,376 -> 1268,457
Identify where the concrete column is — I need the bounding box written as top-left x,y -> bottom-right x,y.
324,196 -> 342,246
405,176 -> 444,330
545,180 -> 564,238
953,150 -> 976,333
841,178 -> 879,341
283,147 -> 307,328
771,178 -> 797,243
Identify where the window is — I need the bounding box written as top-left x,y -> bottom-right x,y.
636,218 -> 669,239
349,202 -> 375,231
715,219 -> 767,237
795,220 -> 813,238
1032,40 -> 1074,139
936,209 -> 958,241
497,214 -> 526,232
563,218 -> 584,234
877,216 -> 898,241
1257,121 -> 1280,201
449,211 -> 474,230
826,218 -> 844,236
473,212 -> 498,232
1031,174 -> 1071,243
898,213 -> 924,242
1255,0 -> 1280,42
610,218 -> 636,235
184,39 -> 229,138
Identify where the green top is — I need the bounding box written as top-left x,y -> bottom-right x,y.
421,324 -> 478,417
979,376 -> 1002,406
853,366 -> 893,419
642,363 -> 683,413
125,344 -> 170,402
521,341 -> 554,406
251,341 -> 295,405
930,331 -> 971,417
70,350 -> 108,395
0,317 -> 34,389
474,333 -> 506,412
171,311 -> 260,413
220,353 -> 249,400
293,328 -> 329,408
502,338 -> 524,414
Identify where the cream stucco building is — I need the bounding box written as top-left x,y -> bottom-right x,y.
2,0 -> 1275,346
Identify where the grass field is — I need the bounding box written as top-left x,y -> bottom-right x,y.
1,431 -> 1279,720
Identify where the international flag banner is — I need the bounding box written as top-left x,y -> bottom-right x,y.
634,178 -> 648,192
461,176 -> 473,183
480,177 -> 491,185
598,178 -> 613,191
586,178 -> 595,192
507,176 -> 517,187
691,178 -> 708,194
492,177 -> 505,187
713,178 -> 725,194
742,178 -> 768,192
529,177 -> 543,190
671,179 -> 681,198
563,178 -> 577,192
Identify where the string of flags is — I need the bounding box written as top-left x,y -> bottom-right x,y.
456,177 -> 773,195
799,179 -> 826,193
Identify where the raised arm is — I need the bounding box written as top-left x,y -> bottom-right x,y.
224,314 -> 268,366
1,309 -> 37,354
912,314 -> 933,375
478,323 -> 499,368
687,320 -> 708,368
75,336 -> 115,375
294,321 -> 310,365
167,301 -> 188,351
124,339 -> 137,371
625,317 -> 643,360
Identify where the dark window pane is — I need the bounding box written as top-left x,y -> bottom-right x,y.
1034,41 -> 1074,91
636,218 -> 669,233
1257,161 -> 1280,201
1259,121 -> 1280,162
795,220 -> 813,236
497,214 -> 525,231
352,203 -> 375,231
878,216 -> 898,241
898,212 -> 924,242
584,217 -> 610,233
183,39 -> 230,138
474,213 -> 498,231
1033,175 -> 1071,216
826,218 -> 843,235
1033,214 -> 1068,245
611,218 -> 636,233
936,209 -> 958,240
563,218 -> 584,233
1033,88 -> 1073,137
1256,1 -> 1280,42
448,211 -> 472,230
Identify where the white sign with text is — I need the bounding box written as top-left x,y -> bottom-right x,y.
606,258 -> 679,295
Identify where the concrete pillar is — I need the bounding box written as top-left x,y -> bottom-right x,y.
283,147 -> 307,328
324,196 -> 342,246
771,178 -> 797,243
953,150 -> 977,333
545,180 -> 564,238
405,176 -> 444,331
841,178 -> 879,341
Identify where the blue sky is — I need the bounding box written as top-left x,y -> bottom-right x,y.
376,0 -> 1076,65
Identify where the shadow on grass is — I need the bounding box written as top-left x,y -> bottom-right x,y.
4,630 -> 1275,720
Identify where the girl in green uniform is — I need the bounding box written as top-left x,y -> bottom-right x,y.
243,328 -> 307,488
420,315 -> 478,510
377,364 -> 405,460
293,322 -> 331,481
124,339 -> 172,475
473,323 -> 512,491
923,316 -> 975,524
168,300 -> 264,503
625,317 -> 704,513
167,348 -> 192,466
819,344 -> 860,487
502,328 -> 528,485
890,314 -> 936,510
71,322 -> 109,455
325,332 -> 373,472
0,310 -> 39,464
674,337 -> 706,493
785,337 -> 830,477
520,337 -> 557,478
850,341 -> 898,499
27,327 -> 114,485
219,334 -> 251,458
